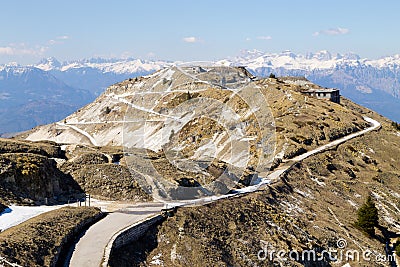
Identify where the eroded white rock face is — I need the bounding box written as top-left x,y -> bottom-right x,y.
25,66 -> 277,200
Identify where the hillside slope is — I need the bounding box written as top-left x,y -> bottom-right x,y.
110,91 -> 400,267
22,66 -> 373,201
0,138 -> 83,205
11,65 -> 400,265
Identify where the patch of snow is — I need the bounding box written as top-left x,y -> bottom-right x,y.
232,178 -> 272,194
192,140 -> 216,160
381,213 -> 400,230
93,125 -> 123,146
275,143 -> 288,160
371,191 -> 382,199
280,200 -> 304,214
347,199 -> 357,207
310,176 -> 326,186
391,192 -> 400,198
50,158 -> 66,166
111,95 -> 180,121
150,253 -> 163,266
170,243 -> 177,263
151,68 -> 174,90
0,204 -> 68,231
294,188 -> 313,199
284,90 -> 293,101
222,146 -> 250,168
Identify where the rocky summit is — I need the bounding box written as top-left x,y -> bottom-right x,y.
22,66 -> 369,201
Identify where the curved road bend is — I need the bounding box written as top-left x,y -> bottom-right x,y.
211,117 -> 381,195
68,203 -> 164,267
67,117 -> 381,266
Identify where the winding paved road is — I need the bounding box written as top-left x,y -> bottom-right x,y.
67,117 -> 381,267
67,203 -> 164,267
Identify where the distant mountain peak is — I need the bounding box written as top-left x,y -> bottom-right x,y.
342,52 -> 360,60
36,57 -> 62,71
279,50 -> 297,58
306,50 -> 332,60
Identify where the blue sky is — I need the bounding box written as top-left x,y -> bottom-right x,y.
1,0 -> 399,64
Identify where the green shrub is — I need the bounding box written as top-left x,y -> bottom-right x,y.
392,121 -> 400,130
394,240 -> 400,256
354,196 -> 378,236
16,156 -> 39,176
104,106 -> 112,114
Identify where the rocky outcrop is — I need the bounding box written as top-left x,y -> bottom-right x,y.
60,148 -> 150,201
0,138 -> 63,158
0,137 -> 85,205
0,152 -> 83,204
67,163 -> 150,201
0,202 -> 7,214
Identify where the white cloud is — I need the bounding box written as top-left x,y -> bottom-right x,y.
57,35 -> 69,40
313,27 -> 350,36
0,44 -> 47,56
48,35 -> 70,45
182,36 -> 200,43
48,40 -> 57,45
0,47 -> 14,55
245,37 -> 251,41
257,36 -> 272,40
0,36 -> 68,57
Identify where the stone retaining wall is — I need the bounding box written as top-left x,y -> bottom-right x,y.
102,214 -> 165,266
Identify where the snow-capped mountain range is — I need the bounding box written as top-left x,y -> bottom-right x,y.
33,57 -> 168,95
35,57 -> 167,74
224,49 -> 400,70
222,50 -> 400,122
1,50 -> 400,134
33,50 -> 400,100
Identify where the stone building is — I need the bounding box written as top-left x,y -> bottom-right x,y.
301,88 -> 340,104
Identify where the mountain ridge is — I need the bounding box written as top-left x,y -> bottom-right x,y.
33,51 -> 400,107
2,50 -> 400,135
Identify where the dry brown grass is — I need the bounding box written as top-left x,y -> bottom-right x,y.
0,206 -> 102,267
111,81 -> 400,266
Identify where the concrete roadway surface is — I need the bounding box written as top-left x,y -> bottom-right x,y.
67,202 -> 164,267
